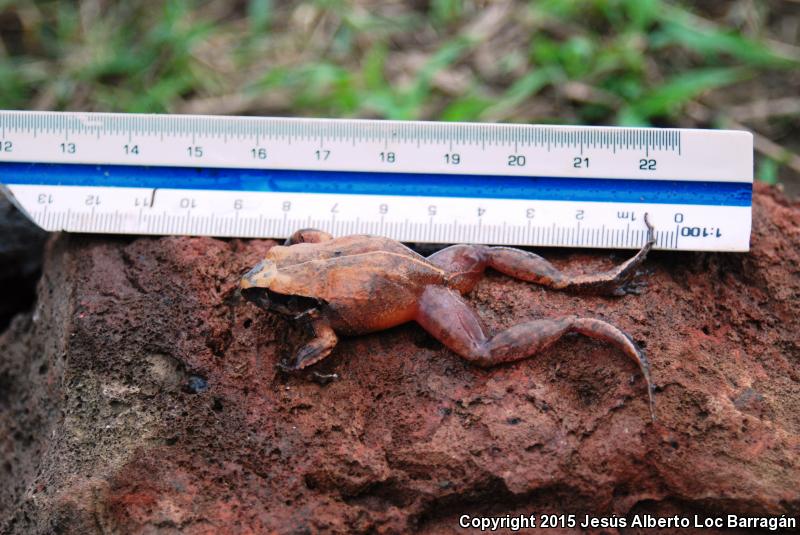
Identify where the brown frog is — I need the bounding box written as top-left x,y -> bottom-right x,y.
241,218 -> 657,420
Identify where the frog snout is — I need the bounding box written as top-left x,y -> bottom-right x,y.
241,260 -> 280,310
240,261 -> 267,290
241,259 -> 278,291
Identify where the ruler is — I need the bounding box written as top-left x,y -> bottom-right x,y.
0,111 -> 752,251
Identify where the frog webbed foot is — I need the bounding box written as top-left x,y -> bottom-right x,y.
612,270 -> 650,296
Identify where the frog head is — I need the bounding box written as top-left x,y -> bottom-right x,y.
240,259 -> 323,317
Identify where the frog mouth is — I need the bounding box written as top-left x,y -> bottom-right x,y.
241,287 -> 322,316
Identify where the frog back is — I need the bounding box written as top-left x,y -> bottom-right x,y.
267,235 -> 426,268
270,250 -> 445,334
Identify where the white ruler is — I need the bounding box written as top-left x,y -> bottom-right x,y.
0,111 -> 752,251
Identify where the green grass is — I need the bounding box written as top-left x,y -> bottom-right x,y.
1,0 -> 798,184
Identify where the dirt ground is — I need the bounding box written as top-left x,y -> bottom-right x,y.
0,183 -> 797,534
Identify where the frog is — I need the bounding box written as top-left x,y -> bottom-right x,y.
241,217 -> 657,421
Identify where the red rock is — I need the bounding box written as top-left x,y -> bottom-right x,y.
1,183 -> 798,534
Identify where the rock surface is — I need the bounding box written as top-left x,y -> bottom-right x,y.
1,183 -> 799,534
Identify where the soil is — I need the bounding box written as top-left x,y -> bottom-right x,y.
0,183 -> 798,534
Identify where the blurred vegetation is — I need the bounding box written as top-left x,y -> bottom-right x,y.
0,0 -> 799,192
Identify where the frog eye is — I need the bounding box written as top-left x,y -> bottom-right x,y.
242,261 -> 266,284
240,260 -> 277,290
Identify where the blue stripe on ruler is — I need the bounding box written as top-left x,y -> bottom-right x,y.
0,162 -> 752,206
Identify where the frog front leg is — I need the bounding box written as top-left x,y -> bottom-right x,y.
415,285 -> 655,421
279,317 -> 339,371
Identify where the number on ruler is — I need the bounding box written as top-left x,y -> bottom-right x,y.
60,142 -> 76,154
124,144 -> 139,155
681,227 -> 721,238
573,157 -> 589,168
380,151 -> 396,163
0,140 -> 12,152
315,150 -> 330,161
444,153 -> 460,165
508,154 -> 526,166
187,146 -> 203,158
251,148 -> 267,160
639,158 -> 656,170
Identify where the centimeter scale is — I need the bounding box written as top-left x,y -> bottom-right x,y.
0,111 -> 752,251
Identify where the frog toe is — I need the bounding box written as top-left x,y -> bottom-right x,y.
613,279 -> 648,296
276,360 -> 300,373
311,371 -> 339,385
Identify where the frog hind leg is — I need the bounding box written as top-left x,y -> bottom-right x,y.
415,285 -> 655,421
427,214 -> 655,296
426,243 -> 488,293
285,228 -> 334,245
280,319 -> 339,370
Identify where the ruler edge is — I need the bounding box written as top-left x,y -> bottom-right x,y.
0,108 -> 756,137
